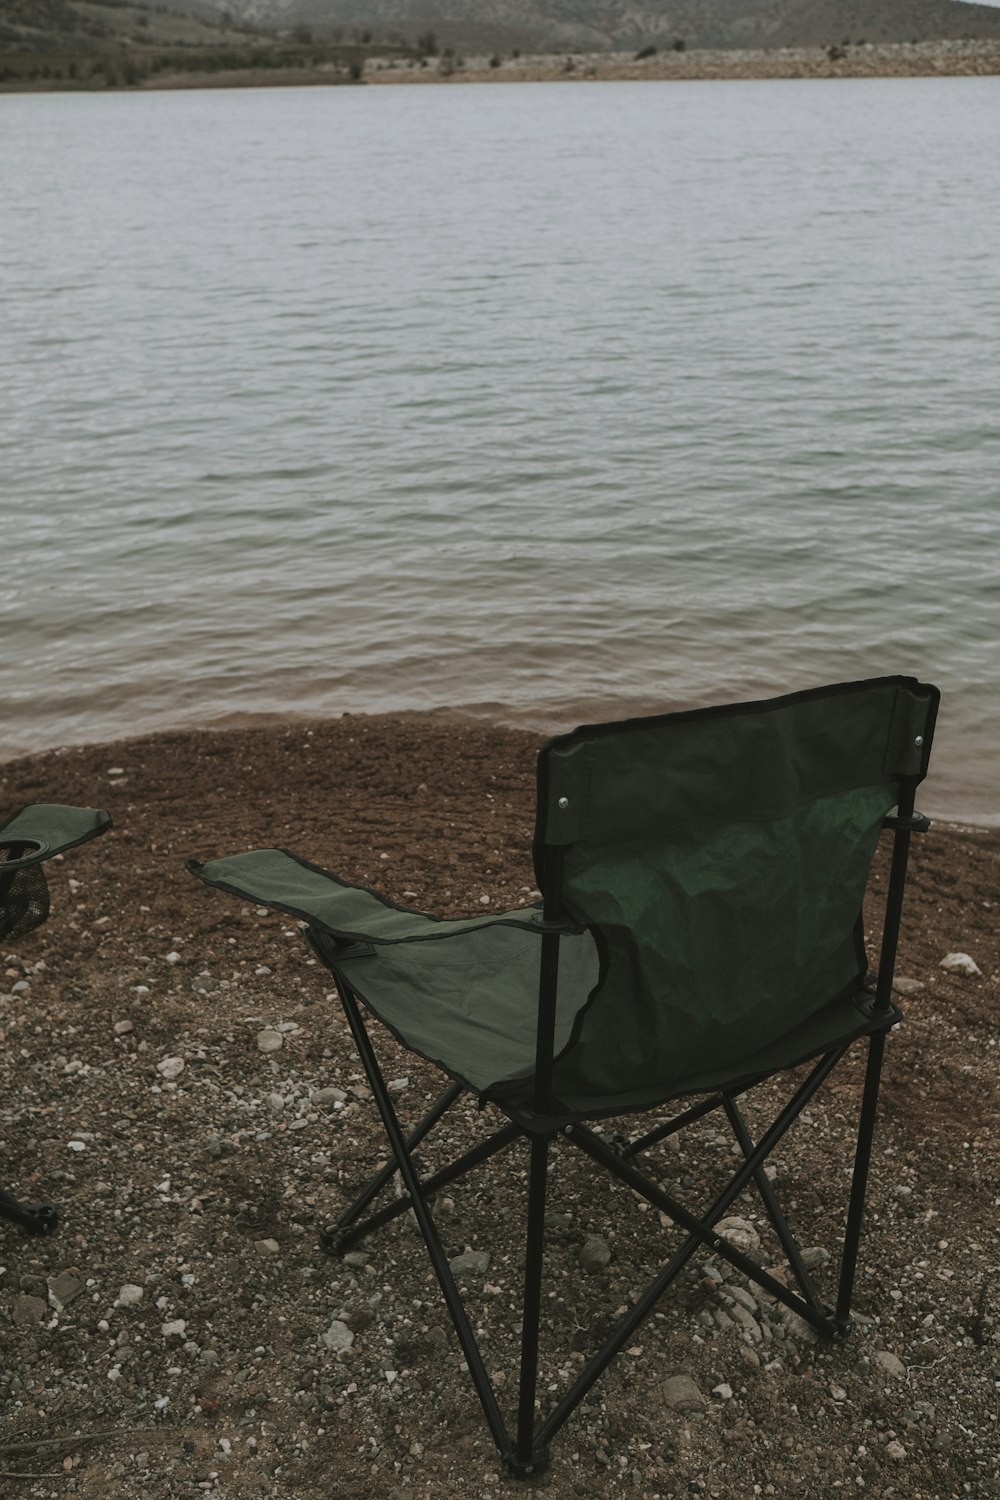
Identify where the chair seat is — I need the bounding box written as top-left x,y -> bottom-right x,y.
320,920 -> 601,1099
327,924 -> 897,1118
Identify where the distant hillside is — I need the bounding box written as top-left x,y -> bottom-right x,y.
0,0 -> 267,53
0,0 -> 377,85
4,0 -> 1000,87
130,0 -> 1000,53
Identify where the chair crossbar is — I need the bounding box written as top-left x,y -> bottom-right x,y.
622,1092 -> 727,1159
569,1095 -> 839,1336
722,1094 -> 830,1320
328,1112 -> 522,1253
323,1078 -> 464,1249
529,1049 -> 851,1454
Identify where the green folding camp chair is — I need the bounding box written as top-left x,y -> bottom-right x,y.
189,675 -> 938,1476
1,803 -> 111,1233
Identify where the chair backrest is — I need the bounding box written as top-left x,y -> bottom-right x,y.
532,677 -> 939,1109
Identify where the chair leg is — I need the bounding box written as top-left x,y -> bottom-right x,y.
0,1187 -> 58,1235
835,1030 -> 887,1333
510,1133 -> 553,1478
336,984 -> 516,1463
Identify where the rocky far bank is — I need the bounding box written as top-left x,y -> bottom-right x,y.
3,36 -> 999,92
364,37 -> 1000,84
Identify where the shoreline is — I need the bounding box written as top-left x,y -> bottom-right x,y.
2,38 -> 1000,94
4,706 -> 999,834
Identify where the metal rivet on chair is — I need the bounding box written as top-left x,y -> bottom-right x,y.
914,735 -> 924,746
557,796 -> 570,809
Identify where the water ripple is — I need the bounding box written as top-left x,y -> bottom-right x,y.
2,79 -> 999,821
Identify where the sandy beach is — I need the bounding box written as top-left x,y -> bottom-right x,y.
0,713 -> 997,1497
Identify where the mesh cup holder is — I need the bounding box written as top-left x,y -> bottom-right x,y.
0,840 -> 51,941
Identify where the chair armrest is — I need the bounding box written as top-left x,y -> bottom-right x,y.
0,805 -> 112,862
187,847 -> 574,947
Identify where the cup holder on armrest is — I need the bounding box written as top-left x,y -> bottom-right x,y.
0,841 -> 52,940
0,838 -> 51,869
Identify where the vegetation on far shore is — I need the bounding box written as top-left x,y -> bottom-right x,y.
3,0 -> 1000,91
0,0 -> 417,89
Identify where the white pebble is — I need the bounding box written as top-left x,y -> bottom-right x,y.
257,1030 -> 283,1053
322,1319 -> 354,1353
157,1056 -> 185,1081
939,952 -> 982,977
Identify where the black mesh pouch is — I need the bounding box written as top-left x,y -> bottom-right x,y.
0,844 -> 51,941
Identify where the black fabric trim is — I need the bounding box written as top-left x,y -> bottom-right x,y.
531,674 -> 938,880
553,675 -> 931,753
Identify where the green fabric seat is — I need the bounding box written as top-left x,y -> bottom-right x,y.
189,675 -> 939,1477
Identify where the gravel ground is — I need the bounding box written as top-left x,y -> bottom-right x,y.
0,714 -> 997,1498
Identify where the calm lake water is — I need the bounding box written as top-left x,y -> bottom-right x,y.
2,77 -> 998,822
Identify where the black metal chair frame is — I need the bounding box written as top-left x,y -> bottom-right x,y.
0,839 -> 60,1233
1,806 -> 111,1233
316,784 -> 928,1479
